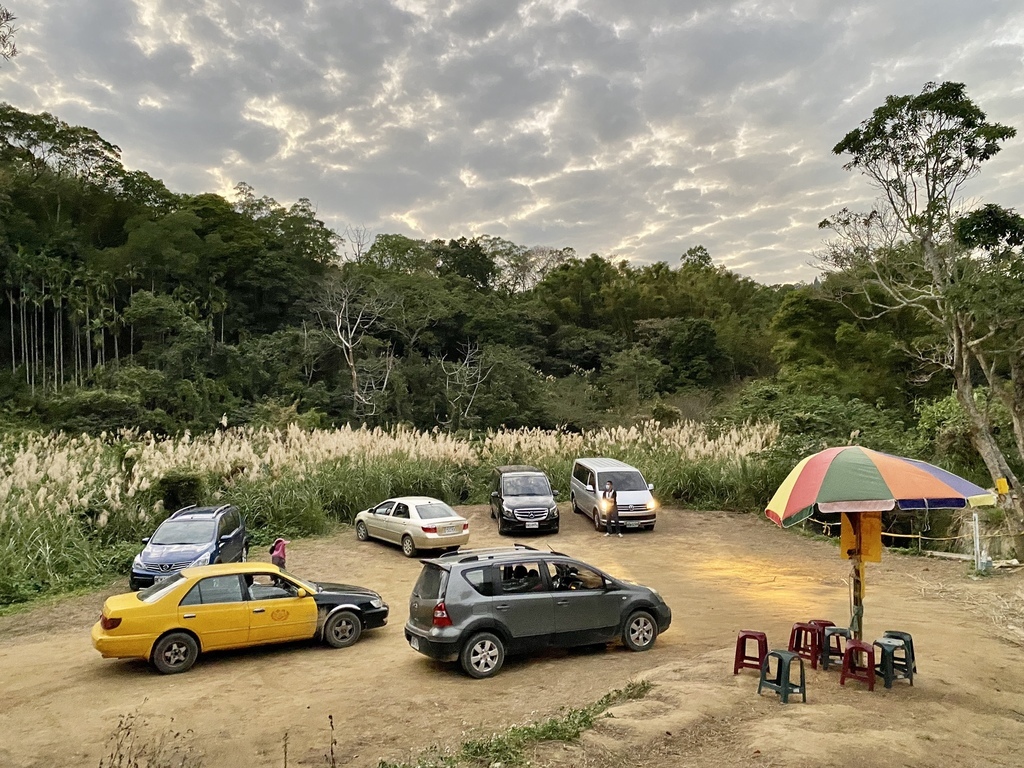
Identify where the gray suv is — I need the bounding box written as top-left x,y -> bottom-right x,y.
404,546 -> 672,678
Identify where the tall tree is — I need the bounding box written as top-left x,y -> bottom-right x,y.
0,6 -> 16,63
827,81 -> 1020,502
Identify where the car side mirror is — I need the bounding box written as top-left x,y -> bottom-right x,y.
219,534 -> 232,543
552,490 -> 559,497
142,537 -> 150,544
648,483 -> 655,491
297,588 -> 309,598
585,484 -> 594,492
490,491 -> 499,498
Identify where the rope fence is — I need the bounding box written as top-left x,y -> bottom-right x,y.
806,516 -> 1024,548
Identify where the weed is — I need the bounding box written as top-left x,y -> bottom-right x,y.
99,708 -> 202,768
377,679 -> 652,768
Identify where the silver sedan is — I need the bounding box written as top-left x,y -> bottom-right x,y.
354,496 -> 470,557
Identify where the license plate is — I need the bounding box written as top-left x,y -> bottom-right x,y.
409,635 -> 420,650
526,522 -> 539,529
443,525 -> 457,535
154,574 -> 171,583
625,521 -> 640,528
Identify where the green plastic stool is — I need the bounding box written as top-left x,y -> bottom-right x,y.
757,649 -> 807,704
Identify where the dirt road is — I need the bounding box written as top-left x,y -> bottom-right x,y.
1,505 -> 1022,767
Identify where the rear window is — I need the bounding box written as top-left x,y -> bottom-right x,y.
598,470 -> 648,492
137,573 -> 185,603
413,565 -> 448,599
417,502 -> 458,520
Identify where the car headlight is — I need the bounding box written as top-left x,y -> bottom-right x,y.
190,553 -> 212,567
369,598 -> 383,609
132,554 -> 142,567
549,505 -> 559,517
502,505 -> 515,518
646,499 -> 658,510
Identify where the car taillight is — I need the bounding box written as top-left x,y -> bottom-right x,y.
100,614 -> 122,630
432,601 -> 452,627
422,525 -> 437,534
462,522 -> 469,530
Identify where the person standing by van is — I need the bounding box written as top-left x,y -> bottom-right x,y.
602,481 -> 622,537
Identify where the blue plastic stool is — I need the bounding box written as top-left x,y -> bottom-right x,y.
883,630 -> 917,673
757,649 -> 807,704
874,637 -> 914,688
821,626 -> 852,671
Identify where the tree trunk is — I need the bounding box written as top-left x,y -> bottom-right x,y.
952,319 -> 1024,515
7,290 -> 14,374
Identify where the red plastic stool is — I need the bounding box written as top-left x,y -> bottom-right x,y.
840,639 -> 875,690
733,630 -> 768,674
788,622 -> 820,670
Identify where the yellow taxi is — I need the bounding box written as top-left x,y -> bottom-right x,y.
92,562 -> 388,674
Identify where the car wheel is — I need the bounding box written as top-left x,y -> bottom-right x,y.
622,610 -> 658,652
461,632 -> 505,679
324,610 -> 362,648
593,509 -> 604,532
151,632 -> 199,674
497,518 -> 508,536
355,521 -> 369,541
402,535 -> 417,558
571,494 -> 579,514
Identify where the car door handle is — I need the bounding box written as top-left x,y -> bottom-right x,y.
183,613 -> 196,619
556,600 -> 569,606
252,608 -> 265,614
495,604 -> 510,611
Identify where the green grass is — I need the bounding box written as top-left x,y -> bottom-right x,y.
377,679 -> 653,768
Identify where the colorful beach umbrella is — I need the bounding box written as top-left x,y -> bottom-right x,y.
766,446 -> 996,527
765,446 -> 996,639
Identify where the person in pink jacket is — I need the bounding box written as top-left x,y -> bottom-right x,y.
269,538 -> 289,568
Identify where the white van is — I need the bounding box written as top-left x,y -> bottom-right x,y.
570,458 -> 657,532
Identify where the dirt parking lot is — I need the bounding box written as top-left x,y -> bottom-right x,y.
1,504 -> 1023,767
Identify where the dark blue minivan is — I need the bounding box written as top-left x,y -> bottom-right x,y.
129,505 -> 249,590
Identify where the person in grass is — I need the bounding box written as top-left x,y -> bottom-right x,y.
269,537 -> 289,568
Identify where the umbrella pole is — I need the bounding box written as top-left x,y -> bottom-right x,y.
850,520 -> 865,641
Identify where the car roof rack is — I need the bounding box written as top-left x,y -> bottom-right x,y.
438,544 -> 546,563
170,504 -> 198,518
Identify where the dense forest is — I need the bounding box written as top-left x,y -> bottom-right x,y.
2,82 -> 1024,496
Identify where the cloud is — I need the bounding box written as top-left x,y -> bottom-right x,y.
3,0 -> 1024,284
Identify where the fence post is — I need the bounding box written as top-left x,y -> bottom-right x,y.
972,513 -> 982,571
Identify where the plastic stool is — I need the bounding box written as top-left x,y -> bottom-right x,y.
788,621 -> 820,670
883,630 -> 917,673
821,626 -> 852,671
874,637 -> 914,688
757,650 -> 807,703
840,639 -> 875,690
733,630 -> 769,675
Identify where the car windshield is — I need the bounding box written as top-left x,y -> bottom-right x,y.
599,471 -> 648,492
136,573 -> 185,603
150,520 -> 216,545
278,569 -> 318,593
417,502 -> 459,520
503,475 -> 550,496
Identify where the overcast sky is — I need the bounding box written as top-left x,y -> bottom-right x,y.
3,0 -> 1023,283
